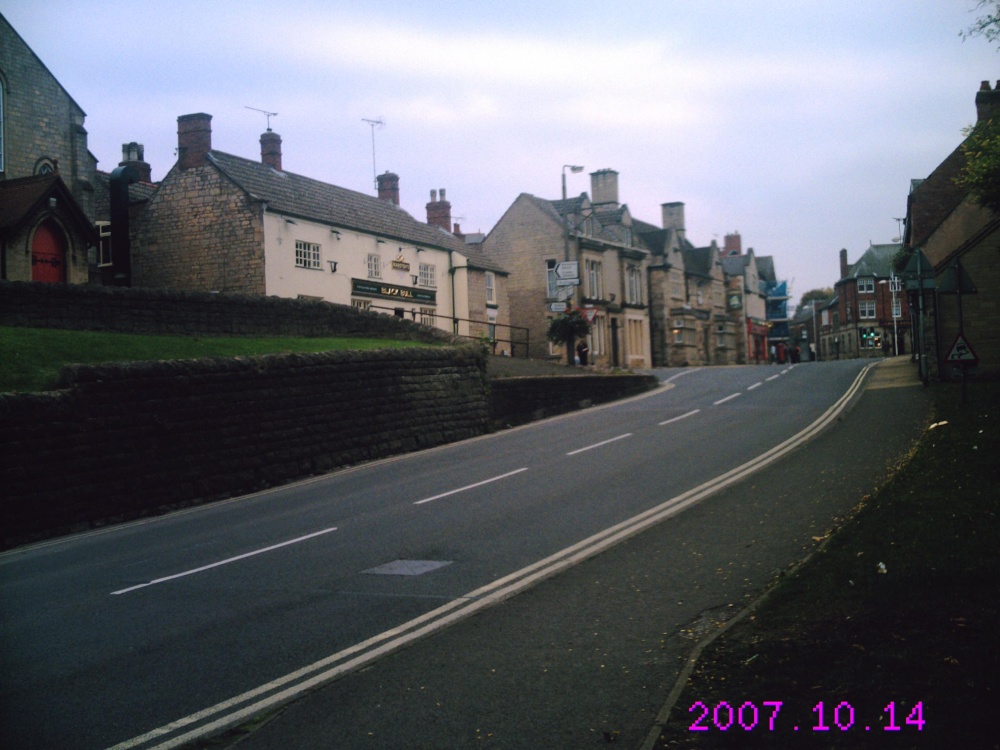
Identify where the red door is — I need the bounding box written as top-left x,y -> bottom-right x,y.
31,220 -> 67,283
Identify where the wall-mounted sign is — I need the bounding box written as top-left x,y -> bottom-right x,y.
390,252 -> 410,271
352,278 -> 436,303
549,302 -> 567,313
555,261 -> 579,280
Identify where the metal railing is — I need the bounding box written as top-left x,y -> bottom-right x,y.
363,303 -> 531,357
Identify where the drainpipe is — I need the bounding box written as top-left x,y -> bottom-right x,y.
448,250 -> 458,335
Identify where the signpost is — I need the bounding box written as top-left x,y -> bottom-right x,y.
939,257 -> 978,403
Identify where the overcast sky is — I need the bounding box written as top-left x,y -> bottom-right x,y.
4,1 -> 996,306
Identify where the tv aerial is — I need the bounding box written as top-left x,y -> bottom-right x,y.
246,106 -> 279,131
362,117 -> 385,190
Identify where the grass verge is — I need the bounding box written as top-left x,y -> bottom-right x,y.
655,380 -> 999,748
0,326 -> 433,393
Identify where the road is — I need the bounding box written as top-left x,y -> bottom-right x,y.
0,359 -> 928,749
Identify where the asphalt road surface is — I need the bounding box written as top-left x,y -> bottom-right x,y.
0,358 -> 930,750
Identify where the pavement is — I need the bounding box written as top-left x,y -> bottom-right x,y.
210,357 -> 929,750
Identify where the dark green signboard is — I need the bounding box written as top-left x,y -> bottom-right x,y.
352,279 -> 436,304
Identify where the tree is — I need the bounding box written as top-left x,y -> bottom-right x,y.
960,1 -> 1000,46
797,288 -> 833,311
957,117 -> 1000,214
956,4 -> 1000,213
546,307 -> 591,366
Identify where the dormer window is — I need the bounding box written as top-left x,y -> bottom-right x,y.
858,277 -> 874,294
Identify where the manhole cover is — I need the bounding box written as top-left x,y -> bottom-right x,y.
362,560 -> 453,576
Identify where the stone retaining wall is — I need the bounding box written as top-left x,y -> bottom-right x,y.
1,347 -> 488,546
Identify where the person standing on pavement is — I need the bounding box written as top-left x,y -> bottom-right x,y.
576,339 -> 590,367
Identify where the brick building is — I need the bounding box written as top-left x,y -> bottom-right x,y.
130,113 -> 509,348
0,12 -> 98,284
822,243 -> 905,360
904,80 -> 1000,380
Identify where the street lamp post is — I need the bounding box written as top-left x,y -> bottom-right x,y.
562,164 -> 584,200
879,272 -> 901,356
560,165 -> 584,366
812,299 -> 820,361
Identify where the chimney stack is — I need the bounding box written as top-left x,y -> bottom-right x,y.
119,142 -> 152,183
839,248 -> 849,280
590,169 -> 619,209
661,201 -> 686,240
724,232 -> 742,256
177,113 -> 212,170
260,130 -> 282,171
377,172 -> 400,205
976,80 -> 1000,123
426,188 -> 451,230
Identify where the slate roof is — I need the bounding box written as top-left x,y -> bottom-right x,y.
206,150 -> 475,257
756,255 -> 776,282
720,254 -> 749,277
843,243 -> 901,281
681,245 -> 716,279
93,171 -> 159,222
0,173 -> 95,241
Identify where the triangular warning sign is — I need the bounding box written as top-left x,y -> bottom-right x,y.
946,333 -> 978,362
582,307 -> 598,323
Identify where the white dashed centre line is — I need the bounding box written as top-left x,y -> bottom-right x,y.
659,409 -> 700,426
414,468 -> 529,505
713,392 -> 742,406
111,527 -> 339,595
566,433 -> 633,456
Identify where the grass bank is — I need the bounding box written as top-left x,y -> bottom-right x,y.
654,379 -> 999,748
0,326 -> 434,393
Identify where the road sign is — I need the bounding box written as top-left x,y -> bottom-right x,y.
555,261 -> 579,280
946,333 -> 978,363
548,302 -> 567,313
582,306 -> 598,323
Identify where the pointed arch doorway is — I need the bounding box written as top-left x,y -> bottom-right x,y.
31,220 -> 67,283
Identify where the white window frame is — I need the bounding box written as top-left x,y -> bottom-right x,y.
419,307 -> 436,327
352,299 -> 372,312
892,298 -> 901,319
591,315 -> 606,356
586,259 -> 604,299
626,265 -> 643,305
295,240 -> 321,269
418,262 -> 436,288
859,300 -> 876,319
858,277 -> 875,294
485,271 -> 496,304
95,221 -> 112,267
367,253 -> 382,279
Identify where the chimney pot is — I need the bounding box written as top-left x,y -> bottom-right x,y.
590,169 -> 620,208
975,80 -> 1000,122
661,201 -> 686,240
426,187 -> 451,231
260,130 -> 282,171
119,141 -> 152,182
377,172 -> 400,205
177,113 -> 213,170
